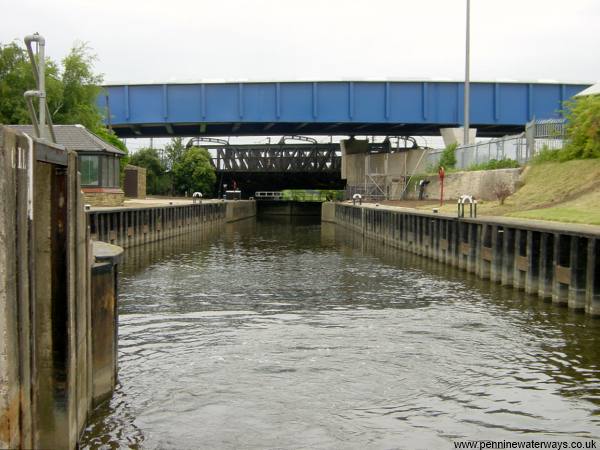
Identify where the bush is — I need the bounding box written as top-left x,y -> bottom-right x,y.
492,180 -> 512,205
561,95 -> 600,160
531,145 -> 561,164
467,158 -> 520,171
438,142 -> 458,169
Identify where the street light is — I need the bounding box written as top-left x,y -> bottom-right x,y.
464,0 -> 471,146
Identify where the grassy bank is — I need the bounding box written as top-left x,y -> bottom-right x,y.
418,159 -> 600,225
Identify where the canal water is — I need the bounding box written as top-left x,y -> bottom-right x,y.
81,218 -> 600,449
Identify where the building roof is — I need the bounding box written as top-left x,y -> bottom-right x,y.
575,82 -> 600,97
7,124 -> 126,156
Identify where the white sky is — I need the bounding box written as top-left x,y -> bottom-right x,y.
3,0 -> 599,149
4,0 -> 599,84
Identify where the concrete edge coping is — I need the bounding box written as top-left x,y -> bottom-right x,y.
338,201 -> 600,238
87,199 -> 256,213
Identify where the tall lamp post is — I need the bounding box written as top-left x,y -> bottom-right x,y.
464,0 -> 471,146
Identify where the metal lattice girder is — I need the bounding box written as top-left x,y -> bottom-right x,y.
209,143 -> 342,173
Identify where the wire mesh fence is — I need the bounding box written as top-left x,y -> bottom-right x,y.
426,119 -> 567,170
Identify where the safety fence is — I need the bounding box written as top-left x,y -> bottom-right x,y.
426,119 -> 567,170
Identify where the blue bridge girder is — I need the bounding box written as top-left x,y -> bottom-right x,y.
99,80 -> 590,138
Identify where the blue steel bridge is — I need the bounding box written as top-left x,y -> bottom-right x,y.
99,80 -> 589,138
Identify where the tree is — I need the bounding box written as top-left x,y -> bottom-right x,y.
172,147 -> 216,196
129,148 -> 170,195
53,42 -> 103,130
163,137 -> 186,171
0,41 -> 62,125
1,39 -> 130,176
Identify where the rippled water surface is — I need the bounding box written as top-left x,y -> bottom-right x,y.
82,218 -> 600,449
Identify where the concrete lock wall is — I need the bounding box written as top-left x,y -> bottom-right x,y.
407,168 -> 522,201
87,200 -> 256,249
225,200 -> 257,223
326,202 -> 600,316
341,145 -> 429,199
342,150 -> 429,186
0,126 -> 123,449
256,201 -> 322,217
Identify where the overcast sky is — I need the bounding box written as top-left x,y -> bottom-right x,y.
3,0 -> 599,85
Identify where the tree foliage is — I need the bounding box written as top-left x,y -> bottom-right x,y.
0,41 -> 62,124
163,137 -> 186,171
172,147 -> 216,196
562,95 -> 600,160
129,148 -> 170,195
1,40 -> 102,129
0,39 -> 129,174
53,42 -> 103,129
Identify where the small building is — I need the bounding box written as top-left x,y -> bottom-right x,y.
123,164 -> 147,199
8,124 -> 126,206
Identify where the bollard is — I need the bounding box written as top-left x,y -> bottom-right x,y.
90,241 -> 123,406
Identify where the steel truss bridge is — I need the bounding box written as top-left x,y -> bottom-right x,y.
187,136 -> 418,173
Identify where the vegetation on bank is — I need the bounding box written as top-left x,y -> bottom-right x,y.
0,40 -> 217,196
129,138 -> 216,196
281,189 -> 344,202
418,159 -> 600,225
0,40 -> 130,168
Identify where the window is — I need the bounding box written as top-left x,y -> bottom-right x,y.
102,156 -> 109,186
80,155 -> 99,186
108,156 -> 115,187
114,158 -> 121,187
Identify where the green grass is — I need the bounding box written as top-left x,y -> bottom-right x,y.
417,159 -> 600,225
467,158 -> 520,171
507,207 -> 600,225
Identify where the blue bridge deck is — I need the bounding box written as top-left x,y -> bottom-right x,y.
99,81 -> 590,138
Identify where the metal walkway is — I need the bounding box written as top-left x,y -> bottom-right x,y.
99,80 -> 590,138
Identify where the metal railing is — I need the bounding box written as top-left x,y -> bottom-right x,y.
426,119 -> 567,170
255,191 -> 284,200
